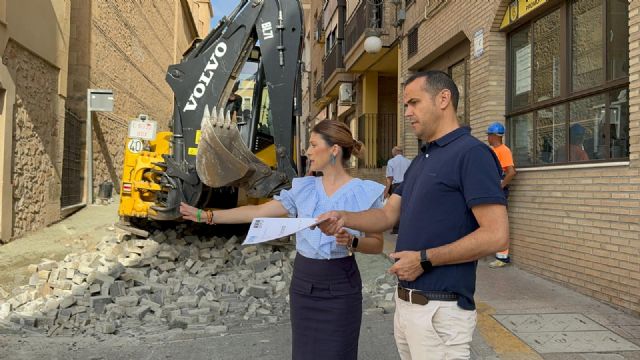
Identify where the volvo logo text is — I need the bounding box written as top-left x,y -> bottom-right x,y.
183,42 -> 228,112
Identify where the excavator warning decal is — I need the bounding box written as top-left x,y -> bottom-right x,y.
195,130 -> 201,145
188,147 -> 198,156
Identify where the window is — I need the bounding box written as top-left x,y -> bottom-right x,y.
325,28 -> 336,56
507,0 -> 629,166
449,59 -> 469,126
407,27 -> 418,58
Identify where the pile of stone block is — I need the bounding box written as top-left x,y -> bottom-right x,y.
0,226 -> 295,336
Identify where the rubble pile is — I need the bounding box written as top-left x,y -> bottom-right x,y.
0,226 -> 296,336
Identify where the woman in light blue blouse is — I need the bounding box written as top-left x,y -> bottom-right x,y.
180,120 -> 385,360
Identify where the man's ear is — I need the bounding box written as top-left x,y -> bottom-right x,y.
438,89 -> 452,110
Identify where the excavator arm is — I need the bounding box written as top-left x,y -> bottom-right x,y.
148,0 -> 304,220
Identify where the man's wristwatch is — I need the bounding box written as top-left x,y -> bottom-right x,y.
420,249 -> 433,272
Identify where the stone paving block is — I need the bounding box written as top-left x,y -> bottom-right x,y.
28,273 -> 40,287
251,259 -> 270,273
90,296 -> 113,314
130,305 -> 150,320
109,281 -> 127,298
157,262 -> 175,272
248,285 -> 269,298
38,260 -> 56,272
56,308 -> 72,324
98,321 -> 116,334
59,295 -> 76,309
189,261 -> 203,274
269,252 -> 284,263
184,235 -> 199,244
129,285 -> 152,295
89,283 -> 101,294
114,296 -> 139,307
71,284 -> 88,296
177,295 -> 199,308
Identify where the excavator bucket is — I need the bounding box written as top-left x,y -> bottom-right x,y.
196,106 -> 266,189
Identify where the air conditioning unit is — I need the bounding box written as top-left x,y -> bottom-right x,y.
339,83 -> 354,105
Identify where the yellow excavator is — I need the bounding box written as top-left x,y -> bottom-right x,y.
117,0 -> 304,232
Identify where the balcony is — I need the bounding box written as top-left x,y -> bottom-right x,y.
357,113 -> 397,168
323,43 -> 344,82
344,0 -> 398,73
345,0 -> 381,55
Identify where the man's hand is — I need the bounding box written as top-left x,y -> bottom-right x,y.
388,251 -> 423,281
314,211 -> 346,235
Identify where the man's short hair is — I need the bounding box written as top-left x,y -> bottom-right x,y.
392,146 -> 403,154
405,70 -> 460,111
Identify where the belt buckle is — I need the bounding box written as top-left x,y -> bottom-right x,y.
407,288 -> 427,305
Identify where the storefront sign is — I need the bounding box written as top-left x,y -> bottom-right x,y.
515,44 -> 531,95
500,0 -> 549,30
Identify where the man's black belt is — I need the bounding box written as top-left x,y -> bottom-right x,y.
397,285 -> 458,305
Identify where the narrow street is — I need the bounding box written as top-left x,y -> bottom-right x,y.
1,200 -> 638,359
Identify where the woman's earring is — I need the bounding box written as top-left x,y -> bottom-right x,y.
330,154 -> 336,165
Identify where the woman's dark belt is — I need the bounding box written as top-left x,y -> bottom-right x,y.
397,285 -> 458,305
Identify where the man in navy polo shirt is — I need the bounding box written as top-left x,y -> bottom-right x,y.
317,70 -> 508,359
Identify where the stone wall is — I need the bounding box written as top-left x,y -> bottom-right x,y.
3,40 -> 62,237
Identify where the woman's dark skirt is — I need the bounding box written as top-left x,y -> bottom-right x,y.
290,254 -> 363,360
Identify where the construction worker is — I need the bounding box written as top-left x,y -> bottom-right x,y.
487,122 -> 516,268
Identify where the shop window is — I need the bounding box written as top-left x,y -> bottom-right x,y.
508,113 -> 534,167
536,105 -> 566,164
571,0 -> 603,92
506,0 -> 629,167
449,59 -> 469,126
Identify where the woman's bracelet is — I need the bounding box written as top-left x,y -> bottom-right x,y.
206,210 -> 216,225
196,208 -> 216,225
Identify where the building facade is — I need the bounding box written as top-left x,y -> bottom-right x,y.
0,0 -> 211,242
399,0 -> 638,314
302,0 -> 402,183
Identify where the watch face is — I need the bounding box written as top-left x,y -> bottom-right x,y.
420,260 -> 432,272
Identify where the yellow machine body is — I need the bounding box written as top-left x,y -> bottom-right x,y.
118,132 -> 281,217
118,132 -> 172,218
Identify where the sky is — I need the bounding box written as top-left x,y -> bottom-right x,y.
210,1 -> 237,28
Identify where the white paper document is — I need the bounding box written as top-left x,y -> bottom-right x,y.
243,217 -> 321,245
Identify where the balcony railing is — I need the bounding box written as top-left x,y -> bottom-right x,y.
357,113 -> 397,168
344,0 -> 383,56
323,42 -> 344,81
314,79 -> 323,101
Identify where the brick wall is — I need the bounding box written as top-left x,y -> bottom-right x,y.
67,0 -> 202,195
398,0 -> 640,314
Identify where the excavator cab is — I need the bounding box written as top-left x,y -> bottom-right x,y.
118,0 -> 303,224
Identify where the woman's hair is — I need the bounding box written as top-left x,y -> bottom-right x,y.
311,120 -> 365,161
